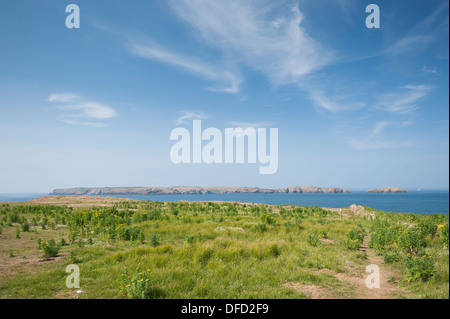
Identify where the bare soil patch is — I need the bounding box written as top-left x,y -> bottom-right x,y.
283,282 -> 340,299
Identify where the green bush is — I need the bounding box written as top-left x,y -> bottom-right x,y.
439,224 -> 449,246
149,233 -> 160,247
260,212 -> 275,225
121,268 -> 152,299
180,215 -> 192,223
68,230 -> 77,244
343,238 -> 360,250
117,226 -> 144,241
417,220 -> 438,238
41,239 -> 61,258
137,232 -> 145,244
397,227 -> 425,255
318,230 -> 328,239
21,221 -> 29,232
59,238 -> 67,246
69,251 -> 77,263
307,234 -> 320,247
347,229 -> 365,242
343,229 -> 364,250
382,249 -> 401,263
40,217 -> 48,230
7,211 -> 20,224
404,253 -> 434,282
254,223 -> 267,232
369,227 -> 396,251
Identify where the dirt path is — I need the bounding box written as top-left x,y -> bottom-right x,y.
343,235 -> 409,299
284,235 -> 411,299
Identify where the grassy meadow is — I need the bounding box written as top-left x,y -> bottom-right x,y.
0,197 -> 448,299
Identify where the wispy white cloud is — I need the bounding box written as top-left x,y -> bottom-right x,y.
49,93 -> 117,127
376,85 -> 432,114
346,84 -> 431,151
112,0 -> 332,94
175,111 -> 208,125
169,0 -> 332,86
309,90 -> 342,113
384,2 -> 448,56
94,20 -> 243,94
308,90 -> 366,113
422,65 -> 438,75
371,121 -> 390,137
303,2 -> 444,114
348,119 -> 415,151
97,1 -> 352,109
130,42 -> 242,93
384,35 -> 435,57
48,93 -> 80,103
56,102 -> 117,120
370,120 -> 414,137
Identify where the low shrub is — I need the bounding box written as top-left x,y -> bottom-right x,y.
121,268 -> 152,299
260,213 -> 275,225
439,224 -> 449,246
149,233 -> 161,247
254,223 -> 267,232
397,227 -> 425,255
382,249 -> 401,263
318,230 -> 328,239
404,253 -> 434,282
343,238 -> 361,250
41,239 -> 61,258
21,221 -> 29,232
307,234 -> 320,247
343,229 -> 364,250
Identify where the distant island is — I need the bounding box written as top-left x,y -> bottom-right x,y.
51,186 -> 352,196
366,187 -> 410,194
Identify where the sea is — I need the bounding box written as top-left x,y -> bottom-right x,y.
0,190 -> 448,215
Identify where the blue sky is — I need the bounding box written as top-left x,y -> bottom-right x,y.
0,0 -> 448,193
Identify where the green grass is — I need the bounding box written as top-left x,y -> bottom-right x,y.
0,201 -> 447,299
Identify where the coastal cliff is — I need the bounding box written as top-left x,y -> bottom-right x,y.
51,186 -> 352,196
